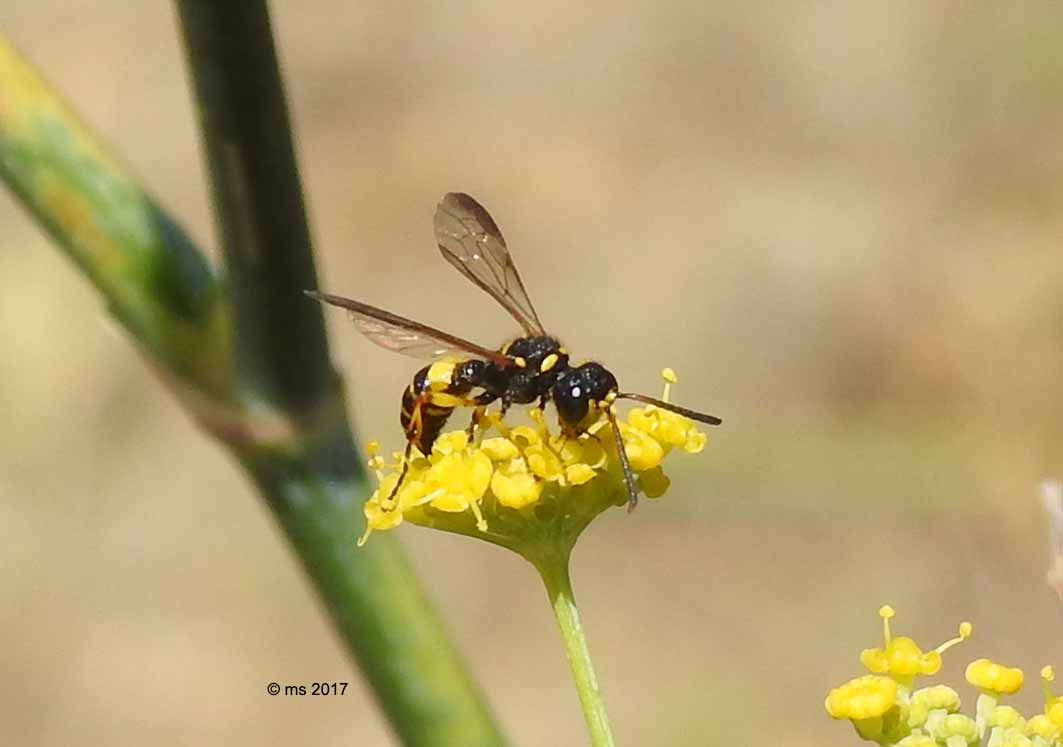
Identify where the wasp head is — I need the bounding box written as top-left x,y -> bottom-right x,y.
552,362 -> 618,429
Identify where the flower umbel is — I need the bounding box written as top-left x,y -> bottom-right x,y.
357,368 -> 709,556
357,367 -> 713,747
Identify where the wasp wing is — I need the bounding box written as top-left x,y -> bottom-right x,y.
307,291 -> 509,364
434,192 -> 546,336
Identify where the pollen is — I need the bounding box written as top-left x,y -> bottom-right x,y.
357,367 -> 710,547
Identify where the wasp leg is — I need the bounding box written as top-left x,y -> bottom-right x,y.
603,405 -> 639,512
384,393 -> 428,510
382,440 -> 415,510
460,390 -> 497,441
465,406 -> 486,440
497,391 -> 514,420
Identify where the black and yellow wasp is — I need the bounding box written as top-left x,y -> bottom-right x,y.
308,192 -> 721,510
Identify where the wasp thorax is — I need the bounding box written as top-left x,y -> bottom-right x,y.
552,363 -> 618,427
503,336 -> 567,373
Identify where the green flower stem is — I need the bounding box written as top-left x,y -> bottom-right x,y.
535,551 -> 616,747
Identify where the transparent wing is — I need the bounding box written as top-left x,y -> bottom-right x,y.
434,192 -> 546,335
307,291 -> 508,364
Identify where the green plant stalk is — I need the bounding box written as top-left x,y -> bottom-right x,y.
0,36 -> 232,399
240,434 -> 504,747
535,551 -> 617,747
0,23 -> 504,747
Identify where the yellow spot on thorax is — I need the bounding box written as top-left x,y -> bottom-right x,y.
540,353 -> 559,373
514,357 -> 527,368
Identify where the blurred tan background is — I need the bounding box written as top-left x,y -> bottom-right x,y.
4,2 -> 1063,745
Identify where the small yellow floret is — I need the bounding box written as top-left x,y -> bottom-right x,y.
637,467 -> 671,498
480,437 -> 520,461
861,636 -> 941,678
1026,714 -> 1061,741
490,457 -> 543,509
990,705 -> 1026,730
911,684 -> 961,713
966,658 -> 1024,695
618,425 -> 665,471
908,685 -> 960,729
825,675 -> 898,720
565,463 -> 597,486
860,609 -> 970,685
937,713 -> 977,741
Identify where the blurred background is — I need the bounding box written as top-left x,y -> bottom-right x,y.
3,2 -> 1063,744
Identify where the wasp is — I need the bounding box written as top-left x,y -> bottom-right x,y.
307,192 -> 722,511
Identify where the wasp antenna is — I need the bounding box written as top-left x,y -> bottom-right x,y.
616,392 -> 723,426
304,289 -> 343,306
604,406 -> 639,513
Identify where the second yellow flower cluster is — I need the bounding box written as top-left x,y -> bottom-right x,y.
827,606 -> 1063,746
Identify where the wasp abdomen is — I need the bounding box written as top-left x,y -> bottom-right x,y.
401,360 -> 484,454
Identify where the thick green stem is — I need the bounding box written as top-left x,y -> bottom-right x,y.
1,14 -> 504,746
0,37 -> 232,398
174,0 -> 330,413
536,552 -> 616,747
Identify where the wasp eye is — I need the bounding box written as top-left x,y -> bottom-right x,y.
553,375 -> 589,426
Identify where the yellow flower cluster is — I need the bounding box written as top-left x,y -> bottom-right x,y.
827,606 -> 1063,746
357,369 -> 708,547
